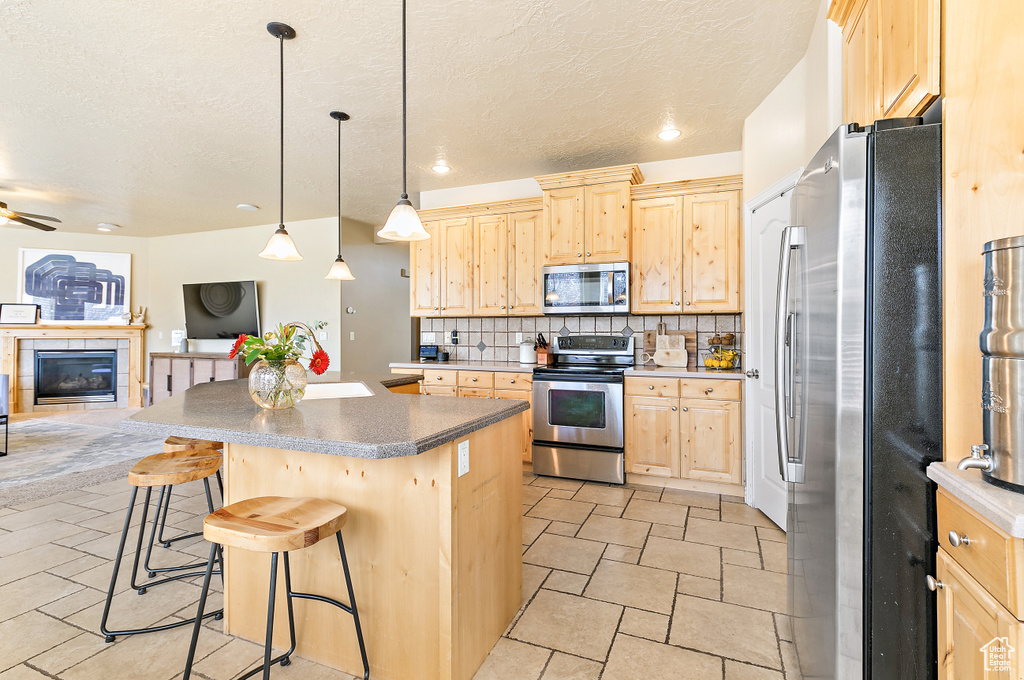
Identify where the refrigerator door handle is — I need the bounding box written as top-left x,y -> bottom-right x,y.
775,225 -> 805,483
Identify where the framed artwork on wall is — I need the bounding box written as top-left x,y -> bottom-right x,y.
17,249 -> 131,324
0,303 -> 40,324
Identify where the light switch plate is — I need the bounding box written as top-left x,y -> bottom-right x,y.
422,332 -> 436,343
516,333 -> 524,344
457,440 -> 469,477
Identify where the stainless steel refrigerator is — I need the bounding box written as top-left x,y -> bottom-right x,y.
777,119 -> 942,679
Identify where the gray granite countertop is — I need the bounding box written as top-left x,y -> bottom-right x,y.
927,461 -> 1024,538
391,361 -> 746,380
122,372 -> 528,460
391,361 -> 539,373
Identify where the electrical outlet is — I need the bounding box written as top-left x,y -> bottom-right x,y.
451,330 -> 459,345
457,440 -> 469,477
318,331 -> 328,341
422,332 -> 436,343
516,333 -> 523,344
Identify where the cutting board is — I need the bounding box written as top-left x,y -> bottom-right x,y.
642,330 -> 697,368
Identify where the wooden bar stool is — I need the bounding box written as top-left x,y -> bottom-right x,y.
146,437 -> 224,559
99,449 -> 225,643
183,496 -> 370,680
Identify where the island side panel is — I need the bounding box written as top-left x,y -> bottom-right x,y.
221,413 -> 524,680
450,414 -> 525,680
222,441 -> 447,679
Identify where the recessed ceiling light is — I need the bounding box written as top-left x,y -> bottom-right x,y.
431,163 -> 451,174
236,203 -> 260,211
658,128 -> 681,141
97,223 -> 120,231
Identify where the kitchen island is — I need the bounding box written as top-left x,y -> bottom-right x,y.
122,373 -> 529,680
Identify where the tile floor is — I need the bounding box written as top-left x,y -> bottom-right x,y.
0,471 -> 794,680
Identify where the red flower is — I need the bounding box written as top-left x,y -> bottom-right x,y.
308,349 -> 330,375
228,334 -> 248,359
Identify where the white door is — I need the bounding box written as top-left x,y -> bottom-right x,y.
743,171 -> 801,530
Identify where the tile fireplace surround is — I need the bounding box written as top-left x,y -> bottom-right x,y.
0,325 -> 145,413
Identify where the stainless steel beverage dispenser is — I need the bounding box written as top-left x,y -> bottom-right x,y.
959,236 -> 1024,491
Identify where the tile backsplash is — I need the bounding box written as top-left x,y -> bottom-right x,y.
418,314 -> 742,364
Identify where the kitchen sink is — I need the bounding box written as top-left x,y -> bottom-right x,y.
303,382 -> 374,399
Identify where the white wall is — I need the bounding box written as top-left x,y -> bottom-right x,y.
418,151 -> 743,208
741,0 -> 842,200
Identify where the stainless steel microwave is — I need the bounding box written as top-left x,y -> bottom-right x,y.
541,262 -> 629,315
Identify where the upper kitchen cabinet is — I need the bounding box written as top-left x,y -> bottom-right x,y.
631,196 -> 683,313
683,191 -> 741,312
508,210 -> 544,315
474,214 -> 509,315
830,0 -> 940,124
535,164 -> 644,265
409,217 -> 473,317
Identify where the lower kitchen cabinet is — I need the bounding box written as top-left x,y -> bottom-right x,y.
936,548 -> 1021,678
624,376 -> 742,490
624,395 -> 680,477
495,387 -> 534,463
422,385 -> 457,396
458,387 -> 494,398
150,352 -> 249,405
679,399 -> 741,485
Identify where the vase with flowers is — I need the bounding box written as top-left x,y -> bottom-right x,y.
229,321 -> 330,409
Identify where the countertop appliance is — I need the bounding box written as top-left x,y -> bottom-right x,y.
532,333 -> 634,484
541,262 -> 629,315
779,119 -> 942,679
959,236 -> 1024,492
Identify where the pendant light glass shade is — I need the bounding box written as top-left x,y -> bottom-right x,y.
377,199 -> 429,241
259,226 -> 303,260
376,0 -> 430,243
325,256 -> 355,280
259,22 -> 302,261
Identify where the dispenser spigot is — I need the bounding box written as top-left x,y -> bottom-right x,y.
958,444 -> 994,471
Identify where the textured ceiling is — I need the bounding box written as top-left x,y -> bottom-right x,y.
0,0 -> 819,237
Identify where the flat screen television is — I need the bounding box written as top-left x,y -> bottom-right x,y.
182,280 -> 261,340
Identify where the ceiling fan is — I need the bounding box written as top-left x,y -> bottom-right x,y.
0,201 -> 61,231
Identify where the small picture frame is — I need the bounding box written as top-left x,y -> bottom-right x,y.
0,303 -> 40,325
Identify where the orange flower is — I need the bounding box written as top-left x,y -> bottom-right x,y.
228,334 -> 248,360
309,348 -> 330,375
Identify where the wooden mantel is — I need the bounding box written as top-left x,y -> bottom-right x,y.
0,324 -> 146,413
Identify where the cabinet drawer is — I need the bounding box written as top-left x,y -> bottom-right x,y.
937,489 -> 1024,618
458,371 -> 494,388
423,369 -> 458,386
458,387 -> 494,399
422,385 -> 457,397
392,367 -> 423,376
679,379 -> 740,401
625,376 -> 680,397
495,372 -> 533,390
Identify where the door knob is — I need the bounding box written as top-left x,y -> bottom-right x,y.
948,531 -> 970,548
746,369 -> 760,379
926,575 -> 944,591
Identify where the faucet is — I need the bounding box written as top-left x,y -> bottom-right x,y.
958,444 -> 994,471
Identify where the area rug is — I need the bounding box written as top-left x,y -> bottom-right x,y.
1,411 -> 167,506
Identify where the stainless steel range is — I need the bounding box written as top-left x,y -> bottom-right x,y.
532,334 -> 634,484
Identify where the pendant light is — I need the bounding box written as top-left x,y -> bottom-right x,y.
325,111 -> 355,280
376,0 -> 430,242
258,22 -> 303,261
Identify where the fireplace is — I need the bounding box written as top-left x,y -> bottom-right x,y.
35,350 -> 118,404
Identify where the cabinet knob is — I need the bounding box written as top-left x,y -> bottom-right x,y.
510,306 -> 515,309
948,530 -> 970,548
685,301 -> 691,306
501,305 -> 505,309
586,252 -> 591,257
672,406 -> 677,411
705,387 -> 714,395
577,253 -> 582,257
681,406 -> 688,412
441,307 -> 445,310
926,575 -> 944,591
436,376 -> 442,380
472,378 -> 478,382
648,385 -> 654,390
674,301 -> 680,306
510,379 -> 515,384
434,307 -> 438,310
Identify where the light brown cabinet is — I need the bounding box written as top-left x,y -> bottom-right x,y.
624,376 -> 742,488
625,395 -> 680,477
831,0 -> 940,125
536,165 -> 642,266
474,214 -> 508,315
410,218 -> 473,317
683,191 -> 741,313
495,386 -> 534,463
149,352 -> 250,405
508,210 -> 544,315
630,196 -> 683,313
